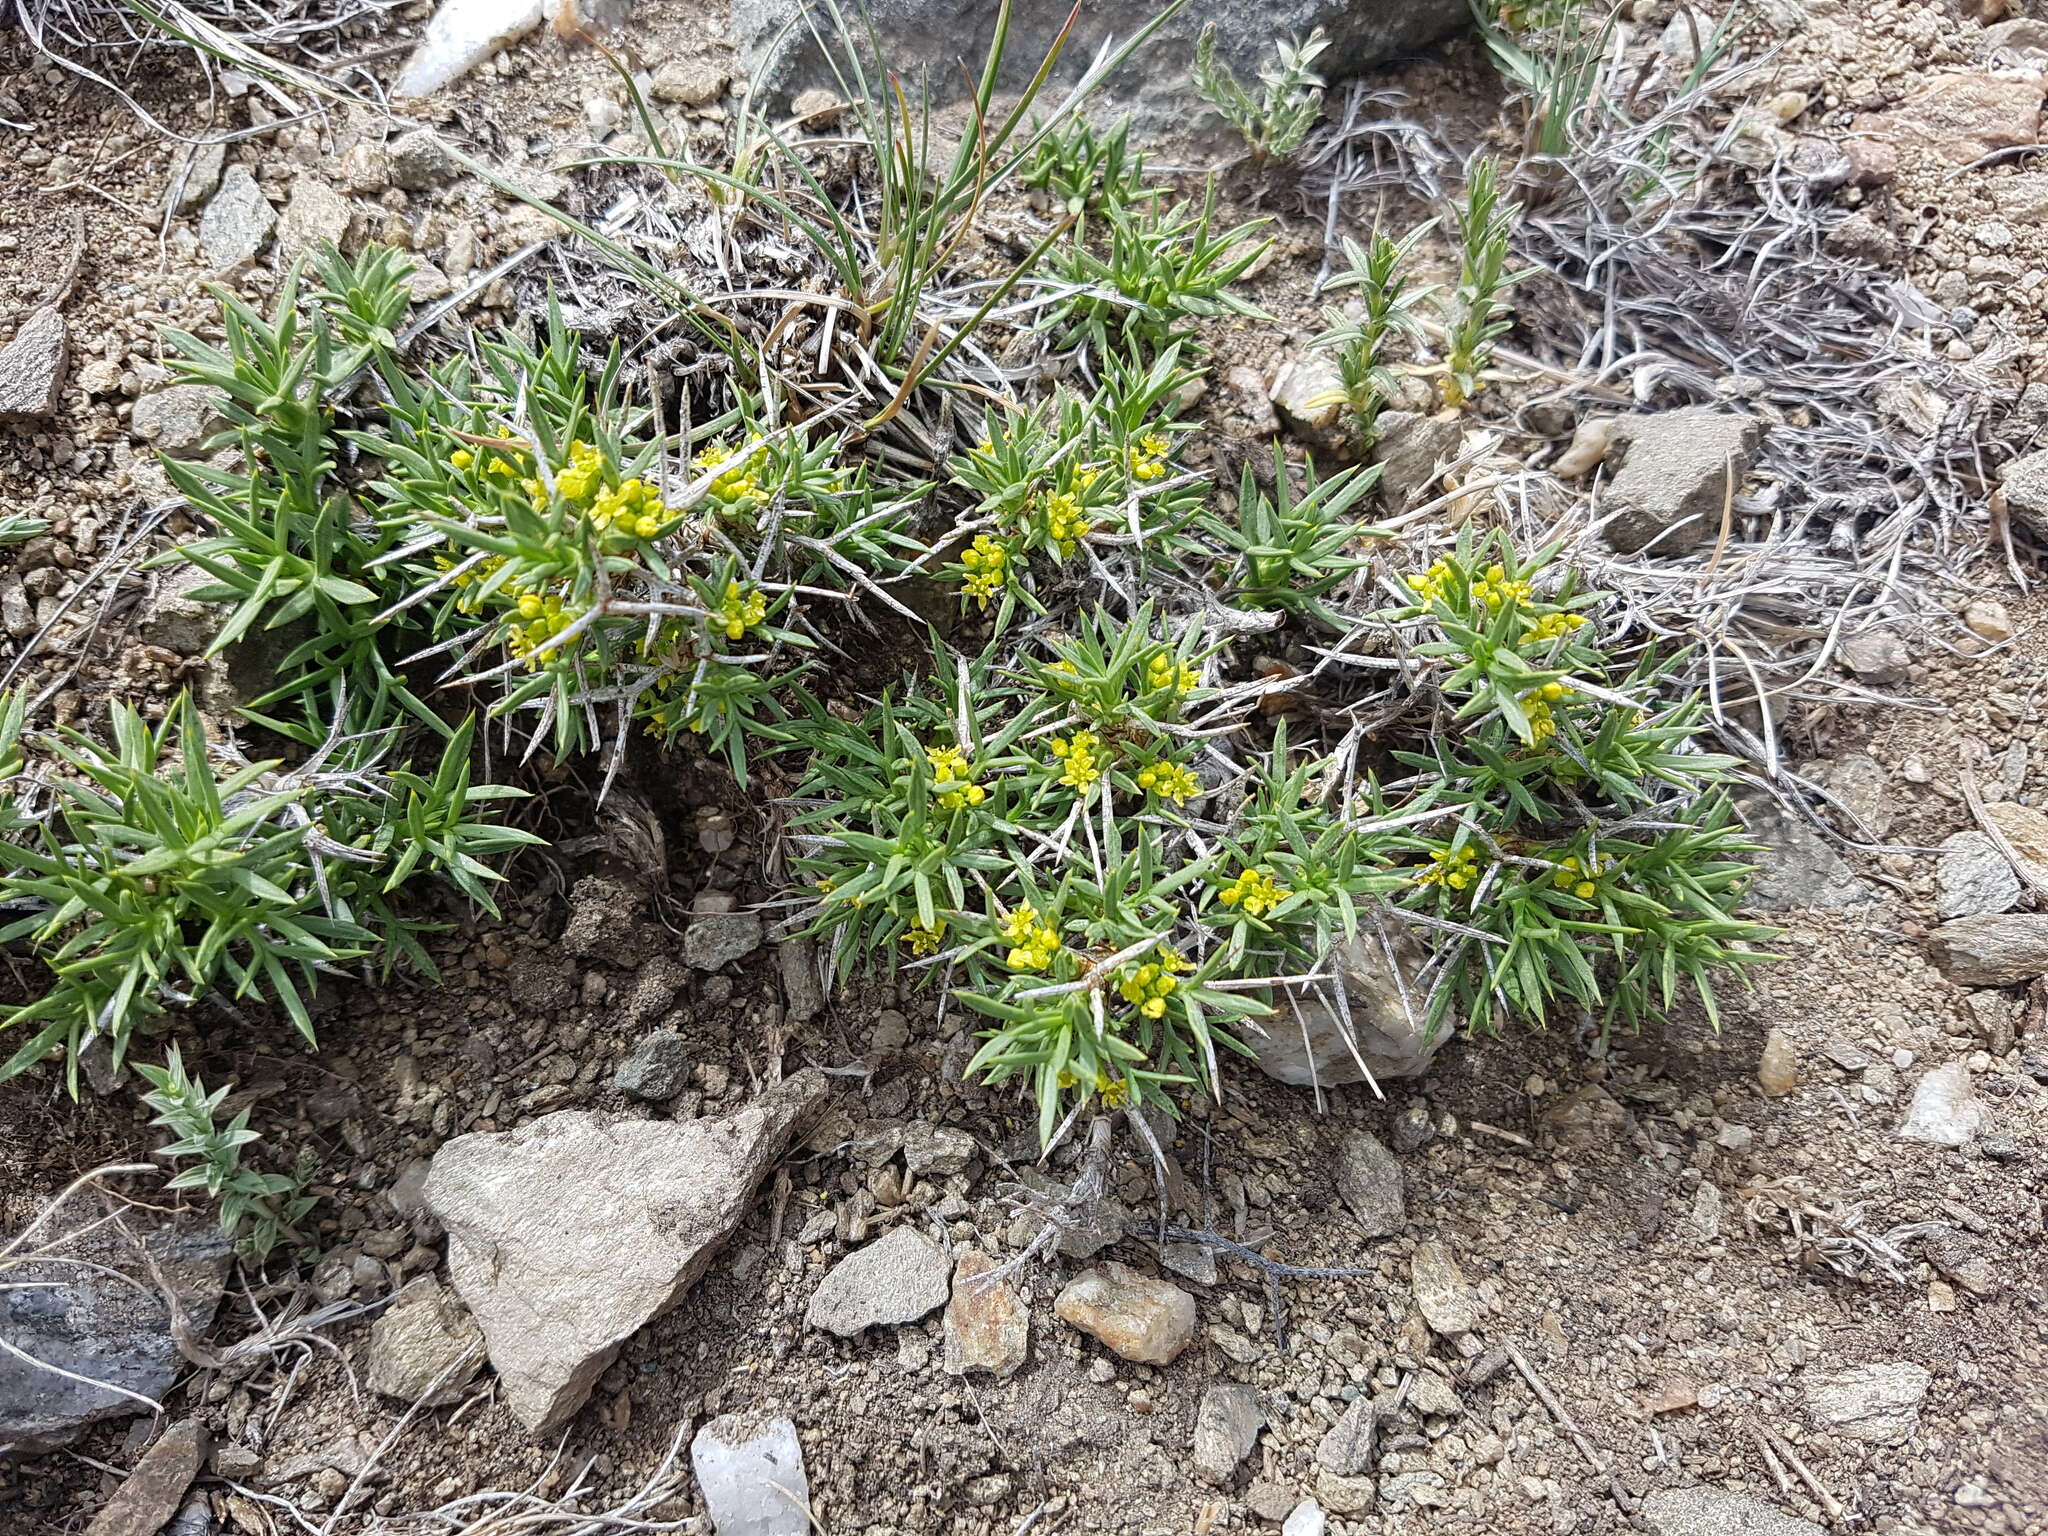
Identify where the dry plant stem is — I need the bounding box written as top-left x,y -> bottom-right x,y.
1960,759 -> 2048,903
1506,1341 -> 1636,1514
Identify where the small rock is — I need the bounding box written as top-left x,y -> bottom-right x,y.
1923,1228 -> 2000,1297
612,1028 -> 691,1100
779,935 -> 824,1022
168,140 -> 227,214
387,129 -> 459,190
1409,1240 -> 1479,1336
1895,1062 -> 1985,1147
199,165 -> 275,270
804,1224 -> 950,1336
901,1122 -> 976,1176
690,1413 -> 810,1536
1929,913 -> 2048,985
1599,407 -> 1764,554
942,1249 -> 1028,1378
1250,932 -> 1447,1089
1389,1101 -> 1434,1153
1715,1122 -> 1755,1153
1316,1399 -> 1377,1477
1247,1480 -> 1297,1522
1739,801 -> 1876,909
84,1420 -> 208,1536
1315,1471 -> 1377,1514
0,307 -> 68,422
687,909 -> 764,969
1840,136 -> 1899,187
1160,1241 -> 1218,1286
1639,1486 -> 1823,1536
651,57 -> 729,106
394,0 -> 547,99
1980,1132 -> 2019,1161
1371,410 -> 1462,510
2001,446 -> 2048,543
367,1279 -> 482,1406
1332,1130 -> 1404,1238
1191,1382 -> 1264,1483
1269,353 -> 1350,455
1837,630 -> 1912,688
276,178 -> 351,260
131,385 -> 225,460
1823,209 -> 1897,265
1964,598 -> 2014,643
1380,1471 -> 1450,1511
1804,1360 -> 1930,1445
1758,1028 -> 1798,1097
1054,1262 -> 1196,1365
1282,1500 -> 1326,1536
1937,831 -> 2021,918
1806,752 -> 1892,839
1539,1085 -> 1628,1149
1985,801 -> 2048,888
1854,72 -> 2045,167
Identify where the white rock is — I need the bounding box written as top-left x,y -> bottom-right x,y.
1282,1500 -> 1326,1536
1640,1486 -> 1822,1536
1410,1240 -> 1479,1336
690,1414 -> 811,1536
1804,1360 -> 1930,1445
393,0 -> 547,99
1895,1062 -> 1985,1147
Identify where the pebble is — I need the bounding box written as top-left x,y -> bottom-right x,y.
84,1420 -> 207,1536
942,1249 -> 1028,1378
1936,831 -> 2022,919
1894,1062 -> 1985,1147
651,56 -> 729,106
1932,913 -> 2048,985
0,307 -> 68,422
1389,1101 -> 1435,1153
1804,1359 -> 1930,1445
168,140 -> 226,214
804,1224 -> 950,1336
901,1121 -> 975,1176
199,165 -> 274,270
1191,1383 -> 1264,1483
1639,1486 -> 1822,1536
686,909 -> 765,970
1054,1262 -> 1196,1365
1964,597 -> 2014,642
1332,1129 -> 1404,1238
276,178 -> 352,259
689,1413 -> 810,1536
1409,1240 -> 1479,1336
1316,1398 -> 1376,1477
1281,1501 -> 1326,1536
367,1279 -> 482,1405
1757,1028 -> 1798,1096
612,1029 -> 691,1100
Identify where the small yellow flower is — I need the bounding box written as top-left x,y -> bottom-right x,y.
449,448 -> 475,470
1048,730 -> 1102,789
1217,867 -> 1290,917
1415,845 -> 1480,892
998,902 -> 1063,972
903,920 -> 946,956
959,534 -> 1009,609
1145,651 -> 1198,697
924,744 -> 987,812
718,581 -> 768,641
1095,1073 -> 1131,1109
1135,761 -> 1201,805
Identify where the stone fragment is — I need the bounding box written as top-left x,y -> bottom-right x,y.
1371,409 -> 1461,510
1409,1241 -> 1479,1336
1191,1382 -> 1264,1483
424,1070 -> 824,1432
1937,831 -> 2021,918
276,178 -> 352,260
1599,407 -> 1764,554
131,385 -> 226,460
687,908 -> 764,969
1315,1471 -> 1376,1514
1054,1262 -> 1196,1365
0,1211 -> 230,1456
1854,72 -> 2045,167
804,1223 -> 951,1336
1758,1028 -> 1798,1097
1282,1501 -> 1325,1536
169,140 -> 227,214
1316,1398 -> 1376,1477
779,935 -> 824,1022
1640,1486 -> 1823,1536
1837,630 -> 1911,687
1332,1129 -> 1404,1238
612,1028 -> 691,1100
942,1249 -> 1028,1377
1270,353 -> 1350,456
1249,932 -> 1447,1089
0,307 -> 68,421
199,165 -> 274,270
901,1122 -> 976,1177
1804,1360 -> 1930,1445
1964,598 -> 2014,643
690,1413 -> 811,1536
367,1279 -> 483,1406
1985,801 -> 2048,888
652,57 -> 730,105
1895,1062 -> 1985,1147
1806,753 -> 1891,839
387,130 -> 460,190
1739,801 -> 1876,909
1539,1085 -> 1628,1148
84,1420 -> 208,1536
1929,913 -> 2048,985
394,0 -> 547,99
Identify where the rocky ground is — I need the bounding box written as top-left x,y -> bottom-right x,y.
4,1 -> 2048,1535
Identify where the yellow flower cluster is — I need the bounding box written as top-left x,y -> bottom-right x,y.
1405,560 -> 1531,612
925,744 -> 987,811
1048,730 -> 1102,788
553,439 -> 605,502
506,592 -> 581,667
590,477 -> 667,539
903,920 -> 947,956
719,582 -> 767,641
435,552 -> 507,609
1117,945 -> 1191,1019
1126,433 -> 1171,483
1415,844 -> 1480,890
1000,903 -> 1062,972
960,535 -> 1008,608
1523,681 -> 1571,743
1145,651 -> 1197,696
1136,760 -> 1201,804
1523,610 -> 1587,644
1550,854 -> 1609,900
1094,1073 -> 1131,1109
696,436 -> 765,506
1044,491 -> 1090,555
1217,866 -> 1290,916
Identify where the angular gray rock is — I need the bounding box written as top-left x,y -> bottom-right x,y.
687,908 -> 765,970
1316,1398 -> 1377,1476
804,1223 -> 951,1336
1640,1487 -> 1823,1536
1928,913 -> 2048,985
0,1211 -> 230,1456
1836,630 -> 1911,688
1409,1240 -> 1479,1336
1248,931 -> 1448,1089
367,1279 -> 483,1406
1804,1360 -> 1930,1445
778,935 -> 824,1023
1372,409 -> 1462,511
2002,444 -> 2048,542
1191,1382 -> 1264,1483
612,1028 -> 691,1100
1332,1129 -> 1404,1238
1894,1062 -> 1984,1147
1738,801 -> 1876,909
168,140 -> 226,215
423,1070 -> 825,1433
199,165 -> 274,271
1599,407 -> 1765,554
1936,831 -> 2021,918
83,1420 -> 207,1536
0,307 -> 68,421
276,178 -> 352,260
901,1121 -> 977,1177
732,0 -> 1468,136
131,385 -> 226,460
690,1413 -> 811,1536
387,129 -> 459,190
